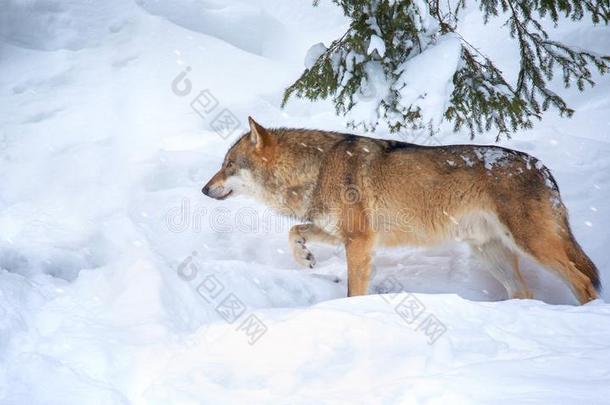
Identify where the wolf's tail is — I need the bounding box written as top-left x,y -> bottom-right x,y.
565,230 -> 601,292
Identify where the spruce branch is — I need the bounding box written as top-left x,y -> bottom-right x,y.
283,0 -> 610,138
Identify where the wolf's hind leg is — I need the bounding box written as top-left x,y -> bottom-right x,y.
470,240 -> 532,300
289,224 -> 340,268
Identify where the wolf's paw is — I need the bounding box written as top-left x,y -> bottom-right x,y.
291,237 -> 316,269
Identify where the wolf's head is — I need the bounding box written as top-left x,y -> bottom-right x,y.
202,117 -> 276,201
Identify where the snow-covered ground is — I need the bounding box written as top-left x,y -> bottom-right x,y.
1,0 -> 609,403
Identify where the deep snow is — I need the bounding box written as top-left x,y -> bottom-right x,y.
1,0 -> 610,403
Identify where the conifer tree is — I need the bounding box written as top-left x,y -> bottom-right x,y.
282,0 -> 610,139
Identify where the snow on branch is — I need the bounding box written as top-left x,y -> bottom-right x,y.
283,0 -> 610,138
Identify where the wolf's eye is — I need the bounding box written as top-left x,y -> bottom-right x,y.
226,160 -> 234,169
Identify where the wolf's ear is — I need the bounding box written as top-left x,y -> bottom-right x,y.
248,116 -> 268,150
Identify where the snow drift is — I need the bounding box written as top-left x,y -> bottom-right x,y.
0,0 -> 609,403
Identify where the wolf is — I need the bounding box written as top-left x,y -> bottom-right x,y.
202,117 -> 600,304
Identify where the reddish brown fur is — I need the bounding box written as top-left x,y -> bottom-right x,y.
203,117 -> 600,304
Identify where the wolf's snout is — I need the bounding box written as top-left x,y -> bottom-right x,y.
202,179 -> 233,200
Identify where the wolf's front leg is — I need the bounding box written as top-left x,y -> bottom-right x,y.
345,235 -> 374,296
289,224 -> 340,269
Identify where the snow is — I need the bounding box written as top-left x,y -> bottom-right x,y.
0,0 -> 610,403
461,155 -> 475,167
474,147 -> 510,170
392,34 -> 463,129
304,42 -> 327,69
367,34 -> 386,57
